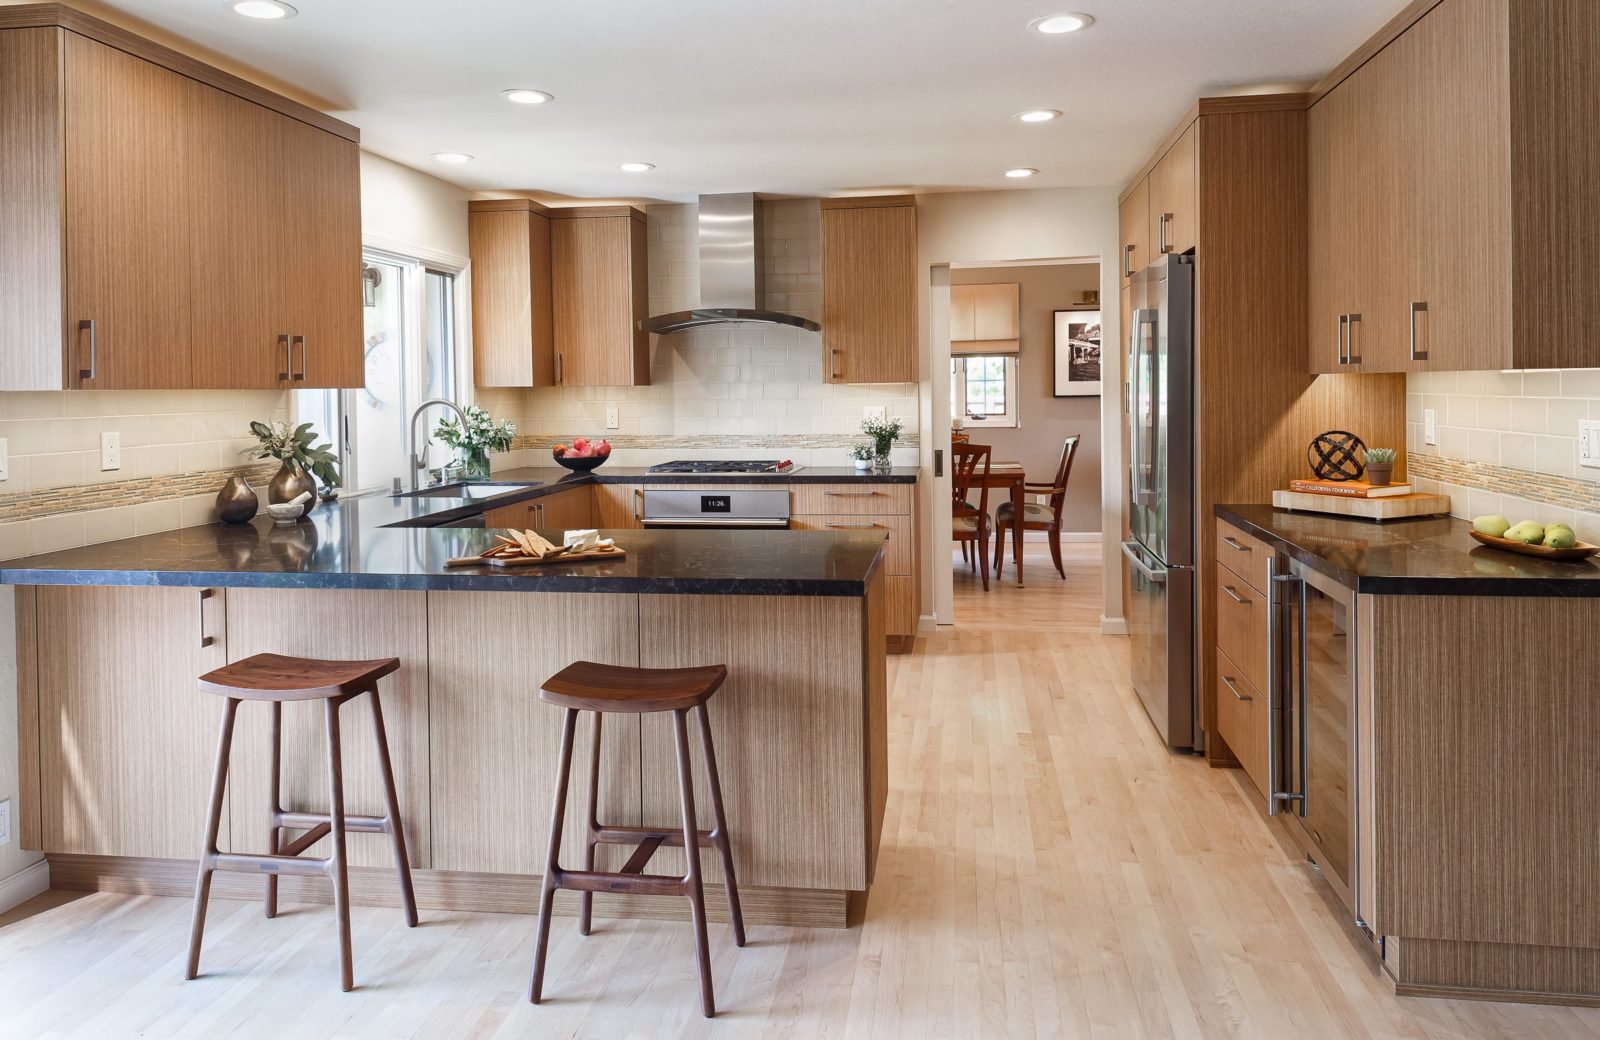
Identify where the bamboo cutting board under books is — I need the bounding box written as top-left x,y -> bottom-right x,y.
1272,489 -> 1451,521
1287,478 -> 1413,499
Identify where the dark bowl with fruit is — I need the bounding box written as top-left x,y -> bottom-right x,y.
552,437 -> 612,472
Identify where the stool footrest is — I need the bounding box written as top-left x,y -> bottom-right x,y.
276,810 -> 391,834
277,823 -> 332,858
549,867 -> 686,898
211,852 -> 331,879
593,824 -> 716,849
618,835 -> 665,875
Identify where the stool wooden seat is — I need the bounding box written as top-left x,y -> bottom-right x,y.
529,660 -> 744,1018
185,652 -> 417,992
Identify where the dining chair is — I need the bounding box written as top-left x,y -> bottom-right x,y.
994,434 -> 1081,580
951,442 -> 993,591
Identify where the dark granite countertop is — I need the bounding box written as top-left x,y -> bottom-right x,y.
500,465 -> 919,485
0,470 -> 900,595
1216,504 -> 1600,597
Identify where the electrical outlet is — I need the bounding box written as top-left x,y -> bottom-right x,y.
864,405 -> 886,423
605,406 -> 619,430
0,436 -> 8,482
1580,419 -> 1600,470
100,431 -> 121,471
1423,409 -> 1438,446
0,799 -> 10,846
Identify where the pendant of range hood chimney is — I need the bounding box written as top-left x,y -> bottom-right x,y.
637,193 -> 822,335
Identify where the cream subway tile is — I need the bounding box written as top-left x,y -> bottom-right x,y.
1476,396 -> 1510,431
179,493 -> 220,528
178,442 -> 222,473
1466,428 -> 1499,465
133,498 -> 183,535
1466,487 -> 1503,519
1521,370 -> 1561,395
1406,393 -> 1423,424
1500,433 -> 1537,471
0,520 -> 29,561
0,392 -> 67,421
1445,396 -> 1477,427
1508,397 -> 1547,434
81,505 -> 138,546
1547,397 -> 1590,434
27,451 -> 86,490
1560,369 -> 1600,397
1483,370 -> 1523,396
27,513 -> 85,554
1454,371 -> 1489,395
1536,436 -> 1576,477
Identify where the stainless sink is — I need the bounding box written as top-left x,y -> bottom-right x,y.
402,482 -> 541,501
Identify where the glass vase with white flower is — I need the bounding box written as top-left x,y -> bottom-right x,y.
433,406 -> 517,481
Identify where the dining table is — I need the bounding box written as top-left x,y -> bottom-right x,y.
971,460 -> 1029,587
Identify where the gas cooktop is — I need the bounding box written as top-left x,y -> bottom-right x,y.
647,460 -> 800,474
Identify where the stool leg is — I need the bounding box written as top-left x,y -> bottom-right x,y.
672,708 -> 715,1018
695,703 -> 745,947
186,696 -> 239,981
265,700 -> 282,919
529,706 -> 579,1004
324,696 -> 354,992
368,686 -> 418,928
579,710 -> 602,937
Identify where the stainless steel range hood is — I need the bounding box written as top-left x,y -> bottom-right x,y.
638,193 -> 821,335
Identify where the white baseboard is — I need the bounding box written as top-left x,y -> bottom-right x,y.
917,614 -> 937,632
1100,615 -> 1129,636
0,858 -> 49,915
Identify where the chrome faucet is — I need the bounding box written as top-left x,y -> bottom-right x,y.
407,398 -> 468,491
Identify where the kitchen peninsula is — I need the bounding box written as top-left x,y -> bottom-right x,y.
0,479 -> 895,929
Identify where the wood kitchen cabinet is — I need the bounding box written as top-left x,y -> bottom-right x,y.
1118,179 -> 1148,287
1307,0 -> 1600,373
1146,122 -> 1197,259
593,482 -> 644,529
550,206 -> 650,387
821,196 -> 917,384
949,283 -> 1019,350
483,486 -> 596,532
469,199 -> 555,388
0,7 -> 362,392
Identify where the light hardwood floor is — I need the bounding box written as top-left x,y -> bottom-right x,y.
3,544 -> 1597,1038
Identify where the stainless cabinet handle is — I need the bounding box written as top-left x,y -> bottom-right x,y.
1346,313 -> 1362,365
198,588 -> 215,648
829,348 -> 842,381
1222,584 -> 1249,605
1122,243 -> 1134,278
824,491 -> 881,497
633,488 -> 643,521
555,352 -> 564,385
1336,314 -> 1347,365
1158,212 -> 1173,254
1222,536 -> 1250,553
1267,573 -> 1308,816
1222,674 -> 1252,702
825,522 -> 882,529
278,333 -> 293,381
1409,301 -> 1428,361
295,335 -> 308,381
78,319 -> 96,380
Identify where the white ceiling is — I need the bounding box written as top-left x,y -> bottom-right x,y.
92,0 -> 1401,202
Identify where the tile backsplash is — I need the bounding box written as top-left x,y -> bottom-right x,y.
488,199 -> 921,471
1407,369 -> 1600,541
0,390 -> 289,561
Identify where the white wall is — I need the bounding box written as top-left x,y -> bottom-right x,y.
914,187 -> 1124,626
359,152 -> 471,259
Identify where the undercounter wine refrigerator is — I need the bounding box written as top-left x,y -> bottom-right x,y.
1122,254 -> 1198,751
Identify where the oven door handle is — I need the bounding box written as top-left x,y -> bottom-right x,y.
1268,572 -> 1307,815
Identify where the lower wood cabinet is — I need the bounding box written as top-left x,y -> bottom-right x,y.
593,482 -> 643,529
1214,647 -> 1266,795
483,486 -> 595,532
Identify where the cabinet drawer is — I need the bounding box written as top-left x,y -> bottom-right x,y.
792,513 -> 910,575
1216,520 -> 1275,594
1215,647 -> 1267,797
1215,574 -> 1268,694
792,483 -> 912,516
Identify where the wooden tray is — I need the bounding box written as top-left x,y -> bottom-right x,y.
1468,530 -> 1600,561
445,546 -> 626,568
1272,489 -> 1451,521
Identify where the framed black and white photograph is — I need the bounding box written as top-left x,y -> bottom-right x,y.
1053,309 -> 1102,397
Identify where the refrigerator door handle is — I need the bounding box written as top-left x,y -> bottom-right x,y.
1133,309 -> 1160,507
1120,541 -> 1167,584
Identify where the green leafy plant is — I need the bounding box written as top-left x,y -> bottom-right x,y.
247,420 -> 340,488
433,405 -> 516,454
862,414 -> 904,458
1365,447 -> 1397,464
848,442 -> 875,462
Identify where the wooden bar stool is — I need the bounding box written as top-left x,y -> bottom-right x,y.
528,660 -> 746,1019
184,653 -> 418,992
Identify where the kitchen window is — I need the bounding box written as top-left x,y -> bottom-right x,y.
294,247 -> 467,493
950,355 -> 1019,428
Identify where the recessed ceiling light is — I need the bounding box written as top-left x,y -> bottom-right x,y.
432,152 -> 473,164
617,162 -> 655,173
1003,168 -> 1039,178
1030,13 -> 1093,34
502,89 -> 554,105
230,0 -> 297,19
1014,109 -> 1062,123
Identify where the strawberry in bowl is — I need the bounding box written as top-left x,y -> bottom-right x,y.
551,437 -> 612,472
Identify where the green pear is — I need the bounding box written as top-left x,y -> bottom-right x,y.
1506,520 -> 1545,544
1472,515 -> 1511,537
1543,524 -> 1576,549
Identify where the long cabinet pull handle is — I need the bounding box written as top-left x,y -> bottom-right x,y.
1222,536 -> 1250,552
1158,212 -> 1173,254
78,319 -> 96,380
1122,244 -> 1134,279
291,335 -> 307,382
824,491 -> 881,497
1336,314 -> 1347,366
1409,301 -> 1428,362
198,588 -> 215,649
825,522 -> 882,529
1346,313 -> 1363,365
1222,674 -> 1252,702
633,487 -> 643,521
829,348 -> 842,381
279,333 -> 293,381
555,352 -> 564,385
1222,584 -> 1249,604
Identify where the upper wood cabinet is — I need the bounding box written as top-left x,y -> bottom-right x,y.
949,282 -> 1019,351
821,196 -> 917,384
1308,0 -> 1600,373
549,206 -> 650,387
1117,179 -> 1148,287
469,199 -> 555,388
0,7 -> 362,392
1147,122 -> 1197,258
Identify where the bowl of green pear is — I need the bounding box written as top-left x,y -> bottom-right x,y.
1469,515 -> 1600,561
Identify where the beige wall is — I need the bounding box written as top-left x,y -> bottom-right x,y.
361,153 -> 471,260
950,263 -> 1101,532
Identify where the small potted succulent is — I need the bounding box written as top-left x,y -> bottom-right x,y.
434,405 -> 516,481
848,443 -> 875,472
247,420 -> 340,519
862,414 -> 904,472
1364,447 -> 1397,486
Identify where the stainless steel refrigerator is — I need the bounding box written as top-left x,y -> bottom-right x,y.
1122,254 -> 1197,751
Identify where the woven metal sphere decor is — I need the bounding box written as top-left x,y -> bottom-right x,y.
1308,430 -> 1366,481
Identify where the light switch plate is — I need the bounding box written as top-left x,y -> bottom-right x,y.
605,406 -> 619,430
1423,409 -> 1438,446
1580,420 -> 1600,469
864,405 -> 886,423
0,436 -> 8,482
0,798 -> 10,846
100,431 -> 121,471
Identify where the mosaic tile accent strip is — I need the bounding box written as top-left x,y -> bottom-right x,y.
512,432 -> 920,452
1408,453 -> 1600,514
0,461 -> 280,525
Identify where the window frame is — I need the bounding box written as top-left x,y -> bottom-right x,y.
951,354 -> 1020,429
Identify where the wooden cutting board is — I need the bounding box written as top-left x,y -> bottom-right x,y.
444,546 -> 626,568
1272,489 -> 1451,521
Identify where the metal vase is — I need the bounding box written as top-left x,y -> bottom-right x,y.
215,475 -> 260,524
267,460 -> 318,519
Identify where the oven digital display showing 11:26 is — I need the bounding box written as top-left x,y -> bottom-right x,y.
701,496 -> 732,513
